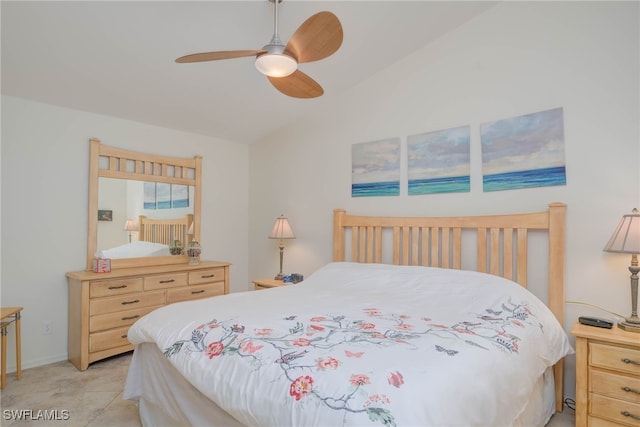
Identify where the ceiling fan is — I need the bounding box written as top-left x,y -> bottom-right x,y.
175,0 -> 343,99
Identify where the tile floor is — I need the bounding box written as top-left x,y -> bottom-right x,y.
0,352 -> 575,426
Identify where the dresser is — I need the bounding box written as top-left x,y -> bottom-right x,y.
572,322 -> 640,426
66,261 -> 230,371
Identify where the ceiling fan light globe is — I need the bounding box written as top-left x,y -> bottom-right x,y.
255,53 -> 297,77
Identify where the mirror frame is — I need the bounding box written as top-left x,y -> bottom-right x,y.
86,138 -> 202,270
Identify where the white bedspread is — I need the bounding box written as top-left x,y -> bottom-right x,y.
127,262 -> 573,427
97,241 -> 170,259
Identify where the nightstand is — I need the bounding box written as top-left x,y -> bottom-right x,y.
571,322 -> 640,426
252,278 -> 286,290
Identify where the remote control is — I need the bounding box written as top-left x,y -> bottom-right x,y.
578,316 -> 613,329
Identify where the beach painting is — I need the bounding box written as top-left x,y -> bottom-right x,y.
352,138 -> 401,197
407,125 -> 471,195
480,107 -> 566,192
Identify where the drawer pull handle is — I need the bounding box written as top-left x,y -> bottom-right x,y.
121,299 -> 140,305
201,274 -> 215,278
622,358 -> 640,365
621,411 -> 640,421
160,279 -> 175,284
108,284 -> 127,289
121,334 -> 128,339
622,386 -> 640,395
122,315 -> 140,321
191,290 -> 205,294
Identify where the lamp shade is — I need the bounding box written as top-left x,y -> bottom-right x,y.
269,215 -> 295,240
124,219 -> 138,232
603,208 -> 640,254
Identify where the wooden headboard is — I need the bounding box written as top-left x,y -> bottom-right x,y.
138,214 -> 193,246
332,202 -> 567,412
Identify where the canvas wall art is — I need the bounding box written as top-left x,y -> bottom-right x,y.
480,107 -> 566,192
407,126 -> 471,195
352,138 -> 401,197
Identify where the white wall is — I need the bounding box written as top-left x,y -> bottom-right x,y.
1,95 -> 250,370
249,1 -> 640,400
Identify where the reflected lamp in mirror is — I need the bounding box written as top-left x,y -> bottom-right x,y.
603,208 -> 640,332
124,219 -> 139,243
268,214 -> 295,280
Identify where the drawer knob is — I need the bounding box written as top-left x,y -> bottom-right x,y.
121,299 -> 140,305
122,315 -> 140,321
622,386 -> 640,395
201,274 -> 215,278
121,334 -> 128,339
160,279 -> 175,284
192,290 -> 205,294
621,358 -> 640,365
108,284 -> 127,289
621,411 -> 640,421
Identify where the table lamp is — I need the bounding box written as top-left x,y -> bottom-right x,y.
269,214 -> 295,280
603,208 -> 640,332
124,219 -> 138,243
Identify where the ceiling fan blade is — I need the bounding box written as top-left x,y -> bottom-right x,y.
285,11 -> 343,64
176,50 -> 266,63
267,70 -> 323,99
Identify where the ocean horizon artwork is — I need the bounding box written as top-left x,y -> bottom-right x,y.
480,107 -> 566,192
407,125 -> 471,195
352,138 -> 401,197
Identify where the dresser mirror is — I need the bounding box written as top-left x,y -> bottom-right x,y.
86,138 -> 202,270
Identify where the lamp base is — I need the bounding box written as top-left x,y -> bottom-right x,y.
274,273 -> 283,280
618,317 -> 640,333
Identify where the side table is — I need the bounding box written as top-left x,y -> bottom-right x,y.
1,306 -> 23,389
252,278 -> 286,290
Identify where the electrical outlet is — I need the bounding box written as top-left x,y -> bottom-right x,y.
43,321 -> 52,335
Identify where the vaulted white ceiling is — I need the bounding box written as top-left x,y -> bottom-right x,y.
2,1 -> 497,144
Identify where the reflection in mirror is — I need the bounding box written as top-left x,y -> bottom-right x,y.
96,178 -> 194,259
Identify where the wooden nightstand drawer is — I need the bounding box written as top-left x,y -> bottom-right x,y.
90,291 -> 166,316
167,282 -> 225,303
90,278 -> 143,298
253,278 -> 285,290
89,305 -> 162,332
189,268 -> 225,285
591,342 -> 640,376
89,326 -> 132,353
590,393 -> 640,426
590,369 -> 640,404
144,273 -> 188,290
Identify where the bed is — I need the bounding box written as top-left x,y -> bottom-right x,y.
138,213 -> 193,247
97,214 -> 193,259
124,203 -> 572,427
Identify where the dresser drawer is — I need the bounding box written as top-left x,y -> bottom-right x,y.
90,278 -> 143,298
589,417 -> 632,427
89,326 -> 132,353
590,393 -> 640,426
90,291 -> 165,316
167,282 -> 225,304
144,273 -> 188,291
89,305 -> 162,332
591,342 -> 640,376
591,369 -> 640,404
189,268 -> 225,285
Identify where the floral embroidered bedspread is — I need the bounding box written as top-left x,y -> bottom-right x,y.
127,262 -> 573,427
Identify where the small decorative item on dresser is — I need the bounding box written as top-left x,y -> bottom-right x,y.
169,240 -> 183,255
187,240 -> 201,265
